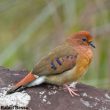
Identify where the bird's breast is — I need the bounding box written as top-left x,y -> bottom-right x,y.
75,46 -> 93,65
73,46 -> 93,80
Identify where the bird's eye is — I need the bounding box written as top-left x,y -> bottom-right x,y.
82,37 -> 87,41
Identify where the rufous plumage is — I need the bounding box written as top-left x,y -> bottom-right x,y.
7,31 -> 95,96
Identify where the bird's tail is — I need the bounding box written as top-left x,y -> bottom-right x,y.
7,72 -> 36,94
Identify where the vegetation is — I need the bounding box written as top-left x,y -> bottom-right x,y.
0,0 -> 109,89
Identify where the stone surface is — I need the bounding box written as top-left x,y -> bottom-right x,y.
0,66 -> 110,110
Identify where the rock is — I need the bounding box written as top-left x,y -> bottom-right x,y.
0,66 -> 110,110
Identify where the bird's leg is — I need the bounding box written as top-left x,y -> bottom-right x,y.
63,84 -> 79,97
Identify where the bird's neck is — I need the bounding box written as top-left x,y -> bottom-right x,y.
66,37 -> 78,46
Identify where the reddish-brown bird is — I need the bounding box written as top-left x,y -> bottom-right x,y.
7,31 -> 95,96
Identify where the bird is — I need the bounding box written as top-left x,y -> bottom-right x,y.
7,31 -> 95,96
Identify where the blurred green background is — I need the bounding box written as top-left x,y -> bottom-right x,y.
0,0 -> 109,89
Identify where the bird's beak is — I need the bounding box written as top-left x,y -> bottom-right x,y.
6,72 -> 36,95
89,42 -> 95,48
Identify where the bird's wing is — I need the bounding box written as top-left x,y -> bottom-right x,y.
32,43 -> 78,76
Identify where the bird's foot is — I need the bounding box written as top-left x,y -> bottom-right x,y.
63,84 -> 79,97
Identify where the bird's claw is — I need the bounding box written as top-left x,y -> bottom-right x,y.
64,84 -> 79,97
67,87 -> 79,96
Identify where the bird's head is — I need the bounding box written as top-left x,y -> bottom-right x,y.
67,31 -> 95,48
